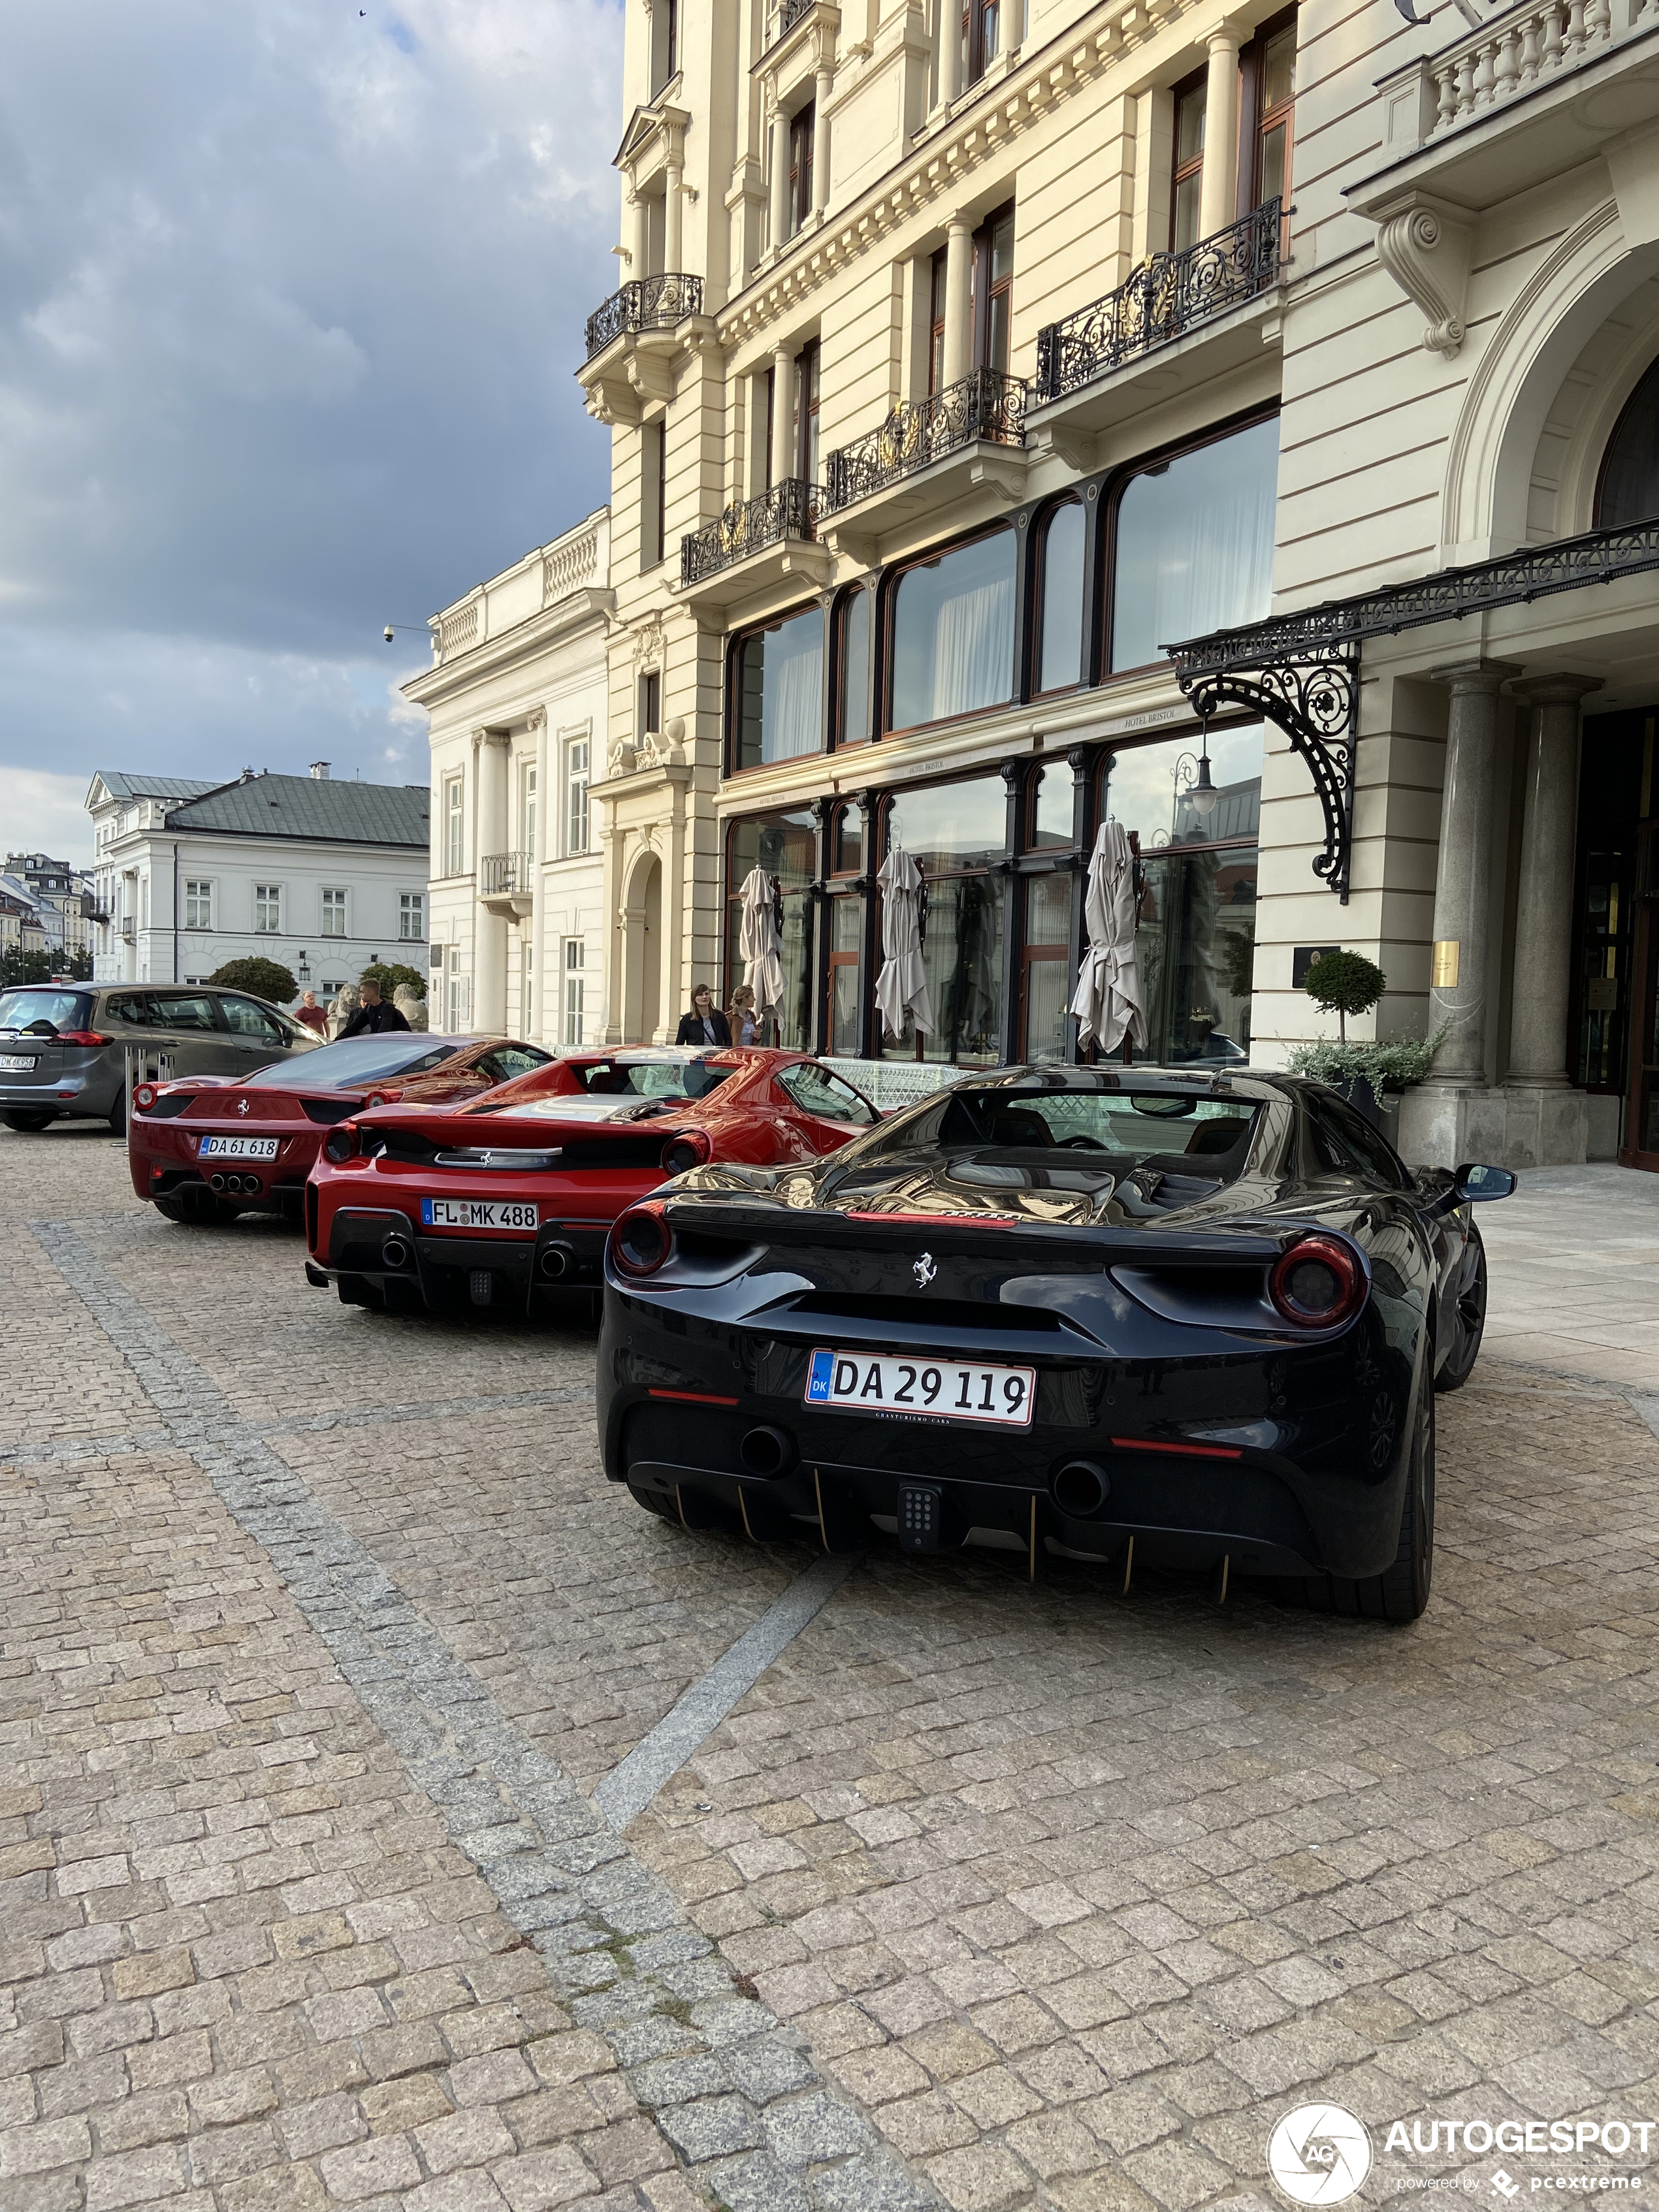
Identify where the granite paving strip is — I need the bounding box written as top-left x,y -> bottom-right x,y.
25,1219 -> 937,2212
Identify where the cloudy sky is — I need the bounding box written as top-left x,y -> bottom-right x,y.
1,0 -> 623,864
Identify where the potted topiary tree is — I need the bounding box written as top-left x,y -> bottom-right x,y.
1296,950 -> 1389,1127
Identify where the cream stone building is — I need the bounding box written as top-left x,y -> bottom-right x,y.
404,510 -> 613,1046
575,0 -> 1659,1170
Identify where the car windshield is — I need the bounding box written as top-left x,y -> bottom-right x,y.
924,1087 -> 1261,1182
0,989 -> 91,1034
570,1057 -> 734,1102
241,1038 -> 457,1088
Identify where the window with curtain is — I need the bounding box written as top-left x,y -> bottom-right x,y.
1036,500 -> 1086,692
1109,415 -> 1279,670
732,603 -> 824,770
835,586 -> 871,746
889,526 -> 1016,731
882,775 -> 1008,1066
725,809 -> 818,1048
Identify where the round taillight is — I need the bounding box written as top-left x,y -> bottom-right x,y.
1269,1234 -> 1366,1328
611,1201 -> 672,1278
323,1125 -> 357,1162
661,1129 -> 713,1176
134,1084 -> 156,1110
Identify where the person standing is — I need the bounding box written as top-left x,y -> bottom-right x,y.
294,990 -> 328,1036
340,978 -> 411,1038
674,984 -> 731,1046
726,984 -> 760,1046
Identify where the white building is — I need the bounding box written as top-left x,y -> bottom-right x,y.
400,507 -> 612,1046
87,766 -> 431,1000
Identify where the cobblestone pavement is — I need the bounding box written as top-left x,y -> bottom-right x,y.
5,1128 -> 1658,2212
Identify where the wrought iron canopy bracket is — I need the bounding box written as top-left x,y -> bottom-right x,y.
1174,645 -> 1359,903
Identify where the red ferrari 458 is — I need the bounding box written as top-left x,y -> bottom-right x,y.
129,1033 -> 552,1225
303,1046 -> 878,1315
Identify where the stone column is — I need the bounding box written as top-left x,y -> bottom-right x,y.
1197,27 -> 1243,242
629,191 -> 649,278
1506,675 -> 1600,1085
1426,660 -> 1519,1084
813,69 -> 832,214
942,212 -> 974,387
475,731 -> 509,1037
664,164 -> 683,272
770,340 -> 794,485
528,710 -> 549,1044
769,106 -> 792,249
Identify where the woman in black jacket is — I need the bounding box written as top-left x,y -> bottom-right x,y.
674,984 -> 732,1046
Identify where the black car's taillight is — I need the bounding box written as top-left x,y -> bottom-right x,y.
323,1124 -> 358,1162
661,1129 -> 712,1176
1269,1234 -> 1366,1328
611,1200 -> 672,1278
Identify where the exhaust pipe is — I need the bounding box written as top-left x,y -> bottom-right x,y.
240,1175 -> 261,1195
1051,1459 -> 1112,1518
381,1235 -> 411,1270
739,1425 -> 796,1479
210,1172 -> 227,1192
538,1242 -> 575,1281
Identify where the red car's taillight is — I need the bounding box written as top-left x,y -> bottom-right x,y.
1268,1234 -> 1366,1328
611,1200 -> 672,1278
322,1123 -> 359,1163
134,1083 -> 156,1110
661,1129 -> 712,1176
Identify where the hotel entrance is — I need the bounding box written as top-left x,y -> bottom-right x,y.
1576,710 -> 1659,1172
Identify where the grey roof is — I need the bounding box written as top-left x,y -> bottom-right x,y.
92,771 -> 219,803
164,773 -> 429,848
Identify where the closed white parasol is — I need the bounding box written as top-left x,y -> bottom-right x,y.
737,865 -> 784,1031
1071,817 -> 1148,1056
873,841 -> 934,1042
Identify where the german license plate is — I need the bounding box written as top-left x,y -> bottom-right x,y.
804,1347 -> 1036,1428
0,1054 -> 39,1070
421,1197 -> 539,1232
199,1135 -> 279,1159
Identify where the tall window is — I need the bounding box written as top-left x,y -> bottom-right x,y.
1171,71 -> 1206,252
959,0 -> 1001,90
651,0 -> 678,96
725,811 -> 817,1050
564,939 -> 586,1046
641,420 -> 666,568
567,737 -> 591,854
882,775 -> 1007,1066
732,603 -> 824,770
255,884 -> 280,935
400,892 -> 425,942
521,759 -> 538,861
974,204 -> 1014,373
890,524 -> 1016,730
321,888 -> 346,938
446,945 -> 468,1033
928,248 -> 948,394
1036,499 -> 1086,693
787,103 -> 814,240
1596,355 -> 1659,526
184,880 -> 212,929
1246,12 -> 1297,214
445,776 -> 464,876
1110,415 -> 1280,671
835,586 -> 872,748
793,339 -> 820,483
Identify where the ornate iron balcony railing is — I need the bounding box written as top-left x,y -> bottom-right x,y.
480,851 -> 531,897
1034,200 -> 1282,405
681,477 -> 819,588
583,272 -> 703,362
821,368 -> 1028,514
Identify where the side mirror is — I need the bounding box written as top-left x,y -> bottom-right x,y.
1453,1161 -> 1517,1204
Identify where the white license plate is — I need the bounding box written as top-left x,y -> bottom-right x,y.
803,1347 -> 1036,1428
199,1135 -> 279,1159
421,1197 -> 540,1232
0,1054 -> 39,1070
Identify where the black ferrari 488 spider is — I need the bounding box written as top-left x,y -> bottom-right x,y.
598,1067 -> 1515,1622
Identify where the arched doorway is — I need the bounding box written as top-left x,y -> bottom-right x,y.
622,851 -> 662,1045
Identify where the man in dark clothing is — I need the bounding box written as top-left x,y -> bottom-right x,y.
340,980 -> 411,1038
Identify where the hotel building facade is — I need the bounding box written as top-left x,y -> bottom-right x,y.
578,0 -> 1659,1170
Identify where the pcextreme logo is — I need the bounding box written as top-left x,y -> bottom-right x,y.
1268,2104 -> 1376,2205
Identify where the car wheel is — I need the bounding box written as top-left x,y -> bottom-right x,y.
108,1089 -> 126,1136
1286,1376 -> 1435,1626
1434,1225 -> 1487,1394
2,1109 -> 55,1132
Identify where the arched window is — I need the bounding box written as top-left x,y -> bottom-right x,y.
1035,499 -> 1087,694
1596,357 -> 1659,527
833,585 -> 872,747
1108,415 -> 1279,671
